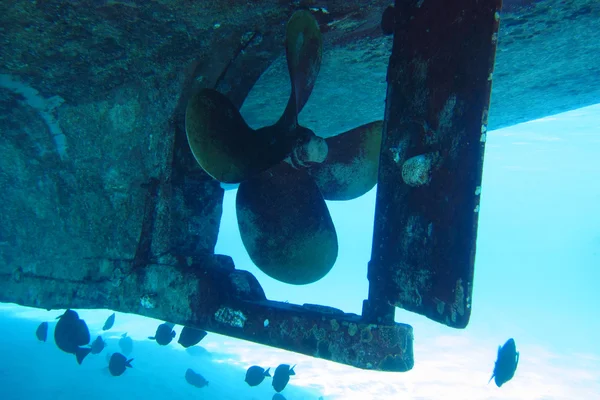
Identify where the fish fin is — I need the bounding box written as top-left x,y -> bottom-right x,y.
265,367 -> 271,377
171,331 -> 176,338
122,333 -> 128,337
148,336 -> 155,340
126,358 -> 134,368
515,351 -> 520,369
76,346 -> 92,365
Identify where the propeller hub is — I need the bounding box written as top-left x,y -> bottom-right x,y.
291,134 -> 328,168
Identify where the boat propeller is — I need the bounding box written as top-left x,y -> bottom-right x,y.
185,10 -> 383,285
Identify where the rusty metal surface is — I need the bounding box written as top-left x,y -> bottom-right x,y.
368,0 -> 502,328
0,254 -> 413,372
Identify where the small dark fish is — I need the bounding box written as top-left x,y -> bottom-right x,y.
148,322 -> 176,346
54,309 -> 92,364
119,332 -> 133,356
489,338 -> 519,387
35,322 -> 48,342
90,335 -> 107,354
245,365 -> 271,387
109,352 -> 133,376
272,394 -> 287,400
178,326 -> 207,348
102,313 -> 116,331
185,368 -> 209,388
272,364 -> 295,393
185,345 -> 212,358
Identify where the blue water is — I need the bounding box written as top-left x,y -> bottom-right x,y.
1,105 -> 599,399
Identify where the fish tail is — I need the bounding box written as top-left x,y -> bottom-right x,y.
76,347 -> 92,365
487,374 -> 494,384
126,358 -> 134,368
265,367 -> 271,377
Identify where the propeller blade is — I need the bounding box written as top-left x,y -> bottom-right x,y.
185,89 -> 293,183
309,120 -> 383,201
236,162 -> 338,285
278,10 -> 323,129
